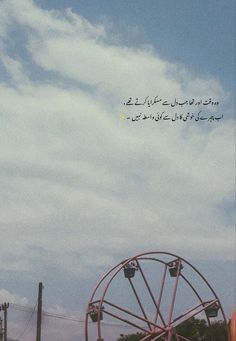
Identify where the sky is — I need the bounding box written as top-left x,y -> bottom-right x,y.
0,0 -> 235,340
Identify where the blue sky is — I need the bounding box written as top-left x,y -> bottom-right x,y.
36,0 -> 236,92
0,1 -> 235,340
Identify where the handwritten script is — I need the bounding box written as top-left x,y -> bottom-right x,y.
121,96 -> 223,123
123,96 -> 219,107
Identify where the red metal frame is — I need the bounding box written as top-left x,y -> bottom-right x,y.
85,251 -> 230,341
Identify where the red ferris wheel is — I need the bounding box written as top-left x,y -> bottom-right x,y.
85,251 -> 230,341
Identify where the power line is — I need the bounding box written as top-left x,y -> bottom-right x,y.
10,304 -> 32,313
10,304 -> 84,322
16,303 -> 37,341
9,303 -> 138,328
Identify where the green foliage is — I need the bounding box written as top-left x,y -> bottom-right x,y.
116,318 -> 228,341
117,332 -> 146,341
175,317 -> 208,340
204,321 -> 228,341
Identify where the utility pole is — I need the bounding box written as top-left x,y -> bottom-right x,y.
36,282 -> 43,341
0,317 -> 3,341
0,303 -> 9,341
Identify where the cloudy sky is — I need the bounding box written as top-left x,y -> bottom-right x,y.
0,0 -> 235,340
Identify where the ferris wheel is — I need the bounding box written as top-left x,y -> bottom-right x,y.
85,251 -> 230,341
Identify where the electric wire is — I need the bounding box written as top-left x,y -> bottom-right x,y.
15,302 -> 37,341
10,303 -> 142,328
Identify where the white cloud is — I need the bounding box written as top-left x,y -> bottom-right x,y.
0,0 -> 234,302
0,289 -> 28,305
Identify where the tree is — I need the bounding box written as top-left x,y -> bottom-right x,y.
117,332 -> 147,341
205,321 -> 228,341
116,318 -> 228,341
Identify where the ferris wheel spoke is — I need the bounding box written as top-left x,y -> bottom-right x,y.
175,334 -> 191,341
103,299 -> 166,332
154,264 -> 168,326
180,274 -> 211,326
171,300 -> 218,327
136,259 -> 166,327
167,259 -> 182,326
173,334 -> 181,341
128,278 -> 152,330
139,332 -> 167,341
148,331 -> 168,340
102,309 -> 151,334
